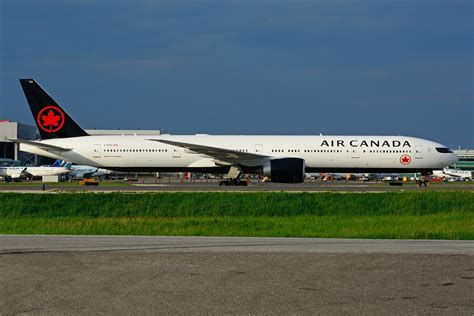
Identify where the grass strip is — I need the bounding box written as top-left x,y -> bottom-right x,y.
0,192 -> 472,217
0,192 -> 472,239
0,214 -> 472,239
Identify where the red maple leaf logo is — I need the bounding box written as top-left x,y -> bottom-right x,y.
400,155 -> 411,165
36,106 -> 65,133
41,110 -> 61,130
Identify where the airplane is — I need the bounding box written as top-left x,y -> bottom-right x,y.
51,160 -> 111,179
24,164 -> 71,177
0,163 -> 70,180
10,79 -> 458,184
0,166 -> 27,181
68,165 -> 110,179
0,162 -> 71,181
432,168 -> 472,181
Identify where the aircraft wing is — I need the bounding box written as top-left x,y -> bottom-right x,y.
6,138 -> 72,152
148,139 -> 269,166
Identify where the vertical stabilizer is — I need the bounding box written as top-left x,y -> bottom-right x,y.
19,79 -> 89,139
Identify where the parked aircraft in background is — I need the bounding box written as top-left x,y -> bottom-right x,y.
432,168 -> 472,181
51,160 -> 112,179
306,172 -> 398,182
23,161 -> 71,177
0,166 -> 27,180
68,165 -> 111,179
0,164 -> 70,181
11,79 -> 458,184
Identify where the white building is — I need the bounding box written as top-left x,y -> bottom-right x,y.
0,121 -> 38,164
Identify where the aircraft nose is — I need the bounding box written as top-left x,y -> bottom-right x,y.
450,153 -> 459,165
443,153 -> 458,167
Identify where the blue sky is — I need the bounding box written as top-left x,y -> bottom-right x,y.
1,0 -> 472,148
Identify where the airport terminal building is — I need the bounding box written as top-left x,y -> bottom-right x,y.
0,121 -> 37,164
453,149 -> 474,171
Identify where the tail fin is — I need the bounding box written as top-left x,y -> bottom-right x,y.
51,160 -> 63,167
51,160 -> 68,167
19,79 -> 89,139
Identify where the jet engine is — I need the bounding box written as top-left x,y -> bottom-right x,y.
263,158 -> 305,183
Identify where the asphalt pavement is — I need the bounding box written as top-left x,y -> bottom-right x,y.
1,180 -> 473,192
1,235 -> 473,314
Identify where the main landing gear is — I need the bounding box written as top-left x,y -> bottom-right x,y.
218,166 -> 248,186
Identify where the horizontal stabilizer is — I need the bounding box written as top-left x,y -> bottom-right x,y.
7,138 -> 72,152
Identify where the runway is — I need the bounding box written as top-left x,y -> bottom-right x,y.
1,180 -> 473,192
1,236 -> 473,314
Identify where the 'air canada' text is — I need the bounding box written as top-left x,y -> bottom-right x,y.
321,140 -> 411,148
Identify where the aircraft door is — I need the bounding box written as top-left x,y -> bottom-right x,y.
415,145 -> 423,159
255,144 -> 263,154
93,144 -> 101,158
351,149 -> 359,159
172,147 -> 181,158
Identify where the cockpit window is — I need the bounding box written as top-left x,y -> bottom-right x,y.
435,147 -> 453,153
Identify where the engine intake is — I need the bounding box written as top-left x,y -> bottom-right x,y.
263,158 -> 305,183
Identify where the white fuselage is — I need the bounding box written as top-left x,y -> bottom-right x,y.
68,165 -> 111,178
19,135 -> 458,174
0,166 -> 27,179
25,166 -> 71,177
15,79 -> 460,179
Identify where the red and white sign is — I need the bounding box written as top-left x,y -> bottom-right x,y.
400,154 -> 411,165
37,105 -> 65,133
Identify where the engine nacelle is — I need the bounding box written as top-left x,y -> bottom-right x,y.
263,158 -> 305,183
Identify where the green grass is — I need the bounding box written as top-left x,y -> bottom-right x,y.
0,192 -> 472,239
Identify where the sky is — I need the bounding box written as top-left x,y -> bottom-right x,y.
1,0 -> 473,148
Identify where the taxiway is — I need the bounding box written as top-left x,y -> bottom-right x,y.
1,235 -> 473,314
0,180 -> 473,193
